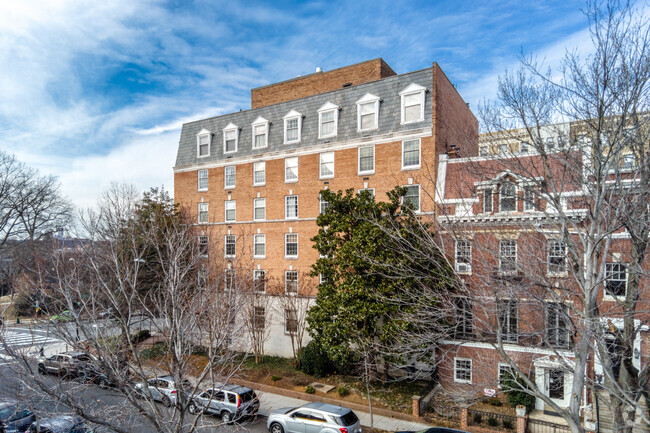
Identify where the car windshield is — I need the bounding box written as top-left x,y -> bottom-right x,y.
333,411 -> 359,426
0,407 -> 15,420
239,390 -> 255,402
73,355 -> 92,362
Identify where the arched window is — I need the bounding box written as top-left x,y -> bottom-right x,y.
499,181 -> 517,212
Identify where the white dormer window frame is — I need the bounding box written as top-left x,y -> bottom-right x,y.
251,117 -> 269,150
318,102 -> 339,139
223,123 -> 239,154
399,83 -> 426,124
283,110 -> 303,144
356,93 -> 381,132
196,129 -> 211,158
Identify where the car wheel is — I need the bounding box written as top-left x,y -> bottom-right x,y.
161,395 -> 172,407
188,402 -> 200,415
221,411 -> 232,423
270,422 -> 284,433
38,364 -> 46,374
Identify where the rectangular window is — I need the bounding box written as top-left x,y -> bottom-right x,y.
403,185 -> 420,211
198,235 -> 208,257
523,188 -> 535,211
605,262 -> 627,297
285,118 -> 300,143
285,195 -> 298,219
320,110 -> 336,137
546,137 -> 555,150
254,198 -> 266,221
253,161 -> 266,186
224,129 -> 237,153
320,152 -> 334,179
198,203 -> 209,224
483,189 -> 493,213
285,271 -> 298,294
224,235 -> 236,258
253,124 -> 267,149
358,146 -> 375,174
455,240 -> 472,273
224,269 -> 235,291
547,240 -> 567,274
253,234 -> 266,258
499,182 -> 517,212
285,308 -> 298,334
499,239 -> 517,273
454,358 -> 472,383
519,142 -> 530,153
402,139 -> 421,169
498,364 -> 515,388
549,370 -> 565,399
546,303 -> 569,348
402,92 -> 423,123
319,195 -> 329,214
198,134 -> 210,157
497,300 -> 518,343
253,306 -> 266,330
198,169 -> 208,191
198,268 -> 208,290
454,298 -> 473,339
224,166 -> 236,189
285,233 -> 298,258
358,188 -> 375,198
285,157 -> 298,183
359,102 -> 377,130
225,200 -> 236,222
253,270 -> 266,293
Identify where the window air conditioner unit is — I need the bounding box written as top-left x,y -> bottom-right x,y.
456,263 -> 471,273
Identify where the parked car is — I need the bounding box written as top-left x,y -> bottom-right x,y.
75,363 -> 114,389
49,311 -> 74,323
188,384 -> 259,422
26,415 -> 92,433
0,400 -> 36,433
134,376 -> 193,407
267,402 -> 361,433
37,352 -> 94,377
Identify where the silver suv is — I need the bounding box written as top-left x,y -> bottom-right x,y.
134,376 -> 193,407
267,402 -> 361,433
188,384 -> 259,423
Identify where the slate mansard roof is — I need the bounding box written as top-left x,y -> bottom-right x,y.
174,67 -> 433,170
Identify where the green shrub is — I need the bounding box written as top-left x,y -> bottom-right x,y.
299,340 -> 333,378
305,385 -> 315,394
502,419 -> 514,430
338,386 -> 350,397
487,397 -> 502,406
473,413 -> 482,424
502,371 -> 536,412
487,416 -> 499,427
140,343 -> 167,359
271,375 -> 282,382
130,329 -> 151,344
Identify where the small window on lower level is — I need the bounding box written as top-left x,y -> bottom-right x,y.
454,358 -> 472,383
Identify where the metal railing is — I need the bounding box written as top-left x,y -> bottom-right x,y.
527,418 -> 570,433
468,409 -> 517,430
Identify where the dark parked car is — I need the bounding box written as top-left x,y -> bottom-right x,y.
38,352 -> 93,377
188,384 -> 259,422
75,363 -> 114,389
0,400 -> 36,433
27,415 -> 92,433
396,429 -> 471,433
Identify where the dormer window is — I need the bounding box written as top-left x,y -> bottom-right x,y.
356,93 -> 380,131
499,181 -> 517,212
318,102 -> 339,138
223,123 -> 239,154
196,129 -> 211,158
400,83 -> 426,124
283,110 -> 302,144
251,117 -> 269,149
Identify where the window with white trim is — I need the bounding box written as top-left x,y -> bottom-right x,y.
546,302 -> 570,348
358,188 -> 375,198
285,195 -> 298,219
454,297 -> 473,339
253,270 -> 266,293
523,188 -> 535,211
223,124 -> 238,153
224,166 -> 236,189
285,308 -> 298,333
546,137 -> 555,150
499,239 -> 517,274
455,239 -> 472,273
318,104 -> 338,138
285,271 -> 298,294
283,110 -> 302,144
197,131 -> 210,157
253,234 -> 266,258
285,233 -> 298,258
483,189 -> 493,213
320,152 -> 334,179
454,358 -> 472,383
547,240 -> 567,274
198,235 -> 208,257
357,93 -> 380,131
285,157 -> 298,183
253,161 -> 266,186
252,117 -> 269,149
498,364 -> 515,388
198,203 -> 209,224
253,198 -> 265,221
605,262 -> 627,297
224,200 -> 236,222
400,84 -> 425,124
198,267 -> 208,290
224,235 -> 236,258
497,299 -> 518,343
499,182 -> 517,212
358,145 -> 374,174
402,185 -> 420,211
197,169 -> 208,191
319,195 -> 329,214
224,268 -> 235,291
253,306 -> 265,330
402,139 -> 421,169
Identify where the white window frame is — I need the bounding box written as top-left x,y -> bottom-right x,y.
499,181 -> 517,212
253,306 -> 266,330
399,83 -> 426,124
224,234 -> 236,258
196,129 -> 211,158
283,110 -> 302,144
198,235 -> 209,257
285,233 -> 298,259
547,240 -> 567,275
285,157 -> 298,183
319,152 -> 334,180
253,161 -> 266,186
224,268 -> 235,291
198,203 -> 209,224
224,200 -> 236,222
483,188 -> 493,213
499,239 -> 517,274
285,271 -> 299,295
251,116 -> 269,150
358,188 -> 375,198
497,299 -> 518,343
498,363 -> 515,388
356,93 -> 380,132
197,169 -> 208,192
284,307 -> 298,334
253,198 -> 266,221
523,188 -> 535,211
224,165 -> 236,189
402,184 -> 420,212
454,358 -> 472,383
253,270 -> 266,293
604,262 -> 628,299
455,239 -> 472,274
222,123 -> 239,154
197,267 -> 208,290
253,234 -> 266,259
319,195 -> 329,214
318,102 -> 339,139
402,139 -> 421,170
358,145 -> 375,175
285,195 -> 298,220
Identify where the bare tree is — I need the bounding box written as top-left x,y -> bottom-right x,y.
274,272 -> 313,362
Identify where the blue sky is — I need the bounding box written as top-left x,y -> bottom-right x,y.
0,0 -> 599,209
